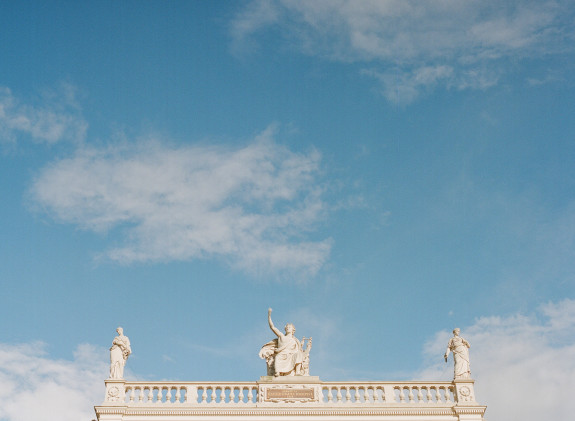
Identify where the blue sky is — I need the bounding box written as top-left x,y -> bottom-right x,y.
1,1 -> 575,420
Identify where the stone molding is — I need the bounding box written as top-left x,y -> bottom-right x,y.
95,378 -> 486,421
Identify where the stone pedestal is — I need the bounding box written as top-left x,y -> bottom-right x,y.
453,379 -> 486,420
104,379 -> 126,404
453,379 -> 478,405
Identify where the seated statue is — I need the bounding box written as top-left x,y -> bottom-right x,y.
259,308 -> 312,376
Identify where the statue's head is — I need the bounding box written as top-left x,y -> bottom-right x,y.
117,326 -> 123,335
284,323 -> 295,335
453,328 -> 460,335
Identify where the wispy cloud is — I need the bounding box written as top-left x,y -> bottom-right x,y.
418,299 -> 575,420
29,126 -> 331,279
231,0 -> 574,103
0,342 -> 107,421
0,84 -> 87,145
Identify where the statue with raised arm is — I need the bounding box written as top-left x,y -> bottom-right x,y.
259,308 -> 312,377
444,328 -> 471,379
109,326 -> 131,379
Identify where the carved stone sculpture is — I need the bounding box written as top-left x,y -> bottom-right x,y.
259,308 -> 312,376
109,326 -> 131,379
444,328 -> 471,379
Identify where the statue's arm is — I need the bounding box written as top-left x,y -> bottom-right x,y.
444,339 -> 452,361
463,338 -> 470,348
268,308 -> 282,337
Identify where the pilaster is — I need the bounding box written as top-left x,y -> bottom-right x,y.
453,379 -> 487,421
104,378 -> 126,404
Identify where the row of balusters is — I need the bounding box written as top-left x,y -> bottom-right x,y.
123,384 -> 454,405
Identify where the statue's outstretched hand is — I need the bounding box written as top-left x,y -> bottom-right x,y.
268,308 -> 272,314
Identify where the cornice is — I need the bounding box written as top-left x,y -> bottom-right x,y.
96,405 -> 486,417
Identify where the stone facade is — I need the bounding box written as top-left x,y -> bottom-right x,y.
95,319 -> 485,420
94,376 -> 486,421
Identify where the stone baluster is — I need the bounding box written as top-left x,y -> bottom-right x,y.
442,386 -> 451,403
253,385 -> 259,403
397,386 -> 405,403
425,387 -> 432,403
368,386 -> 376,403
378,385 -> 385,403
323,386 -> 331,403
407,386 -> 414,403
345,386 -> 352,402
242,386 -> 248,403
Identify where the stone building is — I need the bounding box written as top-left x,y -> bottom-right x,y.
94,314 -> 486,421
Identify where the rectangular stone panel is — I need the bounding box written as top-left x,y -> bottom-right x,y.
266,388 -> 314,400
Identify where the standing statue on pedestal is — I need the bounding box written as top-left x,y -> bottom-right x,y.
259,308 -> 312,377
109,326 -> 131,379
444,328 -> 471,379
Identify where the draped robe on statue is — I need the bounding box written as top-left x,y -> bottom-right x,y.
259,335 -> 304,376
447,336 -> 470,379
110,334 -> 131,379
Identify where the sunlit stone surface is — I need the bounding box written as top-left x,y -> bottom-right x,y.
95,318 -> 486,421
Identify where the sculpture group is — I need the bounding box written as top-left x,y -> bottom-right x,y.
259,308 -> 312,377
108,311 -> 471,381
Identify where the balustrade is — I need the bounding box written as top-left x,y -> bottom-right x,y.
123,383 -> 258,404
114,381 -> 457,406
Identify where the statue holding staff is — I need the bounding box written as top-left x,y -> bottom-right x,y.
259,308 -> 312,376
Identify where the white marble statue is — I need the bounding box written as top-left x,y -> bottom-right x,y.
444,328 -> 471,379
259,308 -> 312,376
109,326 -> 131,379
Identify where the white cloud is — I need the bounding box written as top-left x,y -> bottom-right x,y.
29,126 -> 331,279
0,342 -> 107,421
230,0 -> 280,55
0,85 -> 87,145
231,0 -> 574,103
418,299 -> 575,420
363,65 -> 455,105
